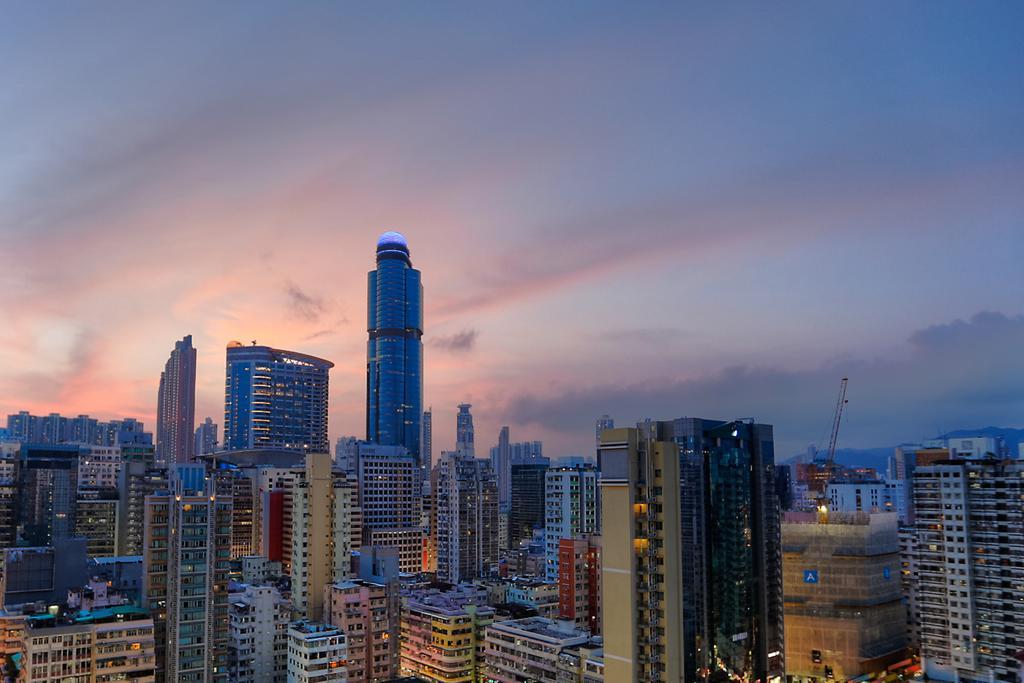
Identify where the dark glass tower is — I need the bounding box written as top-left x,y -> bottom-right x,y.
366,231 -> 423,465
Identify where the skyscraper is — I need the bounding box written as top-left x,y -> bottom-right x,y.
598,427 -> 684,683
143,464 -> 232,682
909,457 -> 1024,682
356,446 -> 423,573
508,462 -> 548,549
655,417 -> 786,683
156,335 -> 197,465
194,417 -> 218,456
366,231 -> 424,465
18,443 -> 81,546
422,408 -> 433,474
492,425 -> 511,508
545,464 -> 599,581
223,342 -> 333,453
436,452 -> 499,584
456,403 -> 474,456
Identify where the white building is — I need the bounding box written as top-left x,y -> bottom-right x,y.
909,459 -> 1024,682
228,584 -> 291,683
287,621 -> 347,683
544,465 -> 599,581
77,445 -> 121,489
825,481 -> 904,518
946,435 -> 999,459
484,617 -> 590,683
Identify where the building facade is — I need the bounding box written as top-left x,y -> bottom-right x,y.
324,579 -> 398,682
143,465 -> 232,682
545,464 -> 600,581
227,583 -> 290,683
224,343 -> 333,453
366,231 -> 423,466
357,449 -> 423,573
156,334 -> 197,466
483,617 -> 590,683
558,536 -> 601,635
399,590 -> 493,683
286,621 -> 347,683
509,463 -> 548,550
435,452 -> 499,584
910,458 -> 1024,683
782,511 -> 907,681
598,427 -> 684,683
194,417 -> 218,457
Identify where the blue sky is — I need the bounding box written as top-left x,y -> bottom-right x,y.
1,3 -> 1022,456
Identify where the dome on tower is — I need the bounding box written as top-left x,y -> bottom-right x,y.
377,231 -> 408,251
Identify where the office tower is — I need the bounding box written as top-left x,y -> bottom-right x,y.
325,577 -> 399,682
421,409 -> 433,474
366,231 -> 424,465
290,453 -> 352,622
156,334 -> 197,465
509,463 -> 548,549
287,621 -> 347,683
558,536 -> 602,634
455,403 -> 475,456
399,588 -> 494,682
214,468 -> 257,558
356,447 -> 422,573
910,458 -> 1024,682
545,464 -> 600,581
334,436 -> 358,472
656,417 -> 786,683
20,605 -> 156,681
143,465 -> 232,683
224,342 -> 333,453
774,464 -> 793,511
782,511 -> 907,680
75,486 -> 119,556
18,444 -> 80,546
484,617 -> 591,683
436,452 -> 499,584
491,426 -> 512,509
595,414 -> 614,450
116,444 -> 166,557
598,427 -> 684,683
194,417 -> 218,456
227,583 -> 290,683
0,443 -> 19,547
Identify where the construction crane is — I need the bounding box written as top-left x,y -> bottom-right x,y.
825,377 -> 849,470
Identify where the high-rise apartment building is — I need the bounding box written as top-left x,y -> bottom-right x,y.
509,463 -> 548,550
655,417 -> 786,683
782,511 -> 907,680
356,447 -> 423,573
436,452 -> 499,584
290,453 -> 353,622
75,486 -> 119,557
0,443 -> 18,548
224,343 -> 333,453
598,427 -> 684,683
194,417 -> 218,456
116,444 -> 166,557
455,403 -> 474,456
909,458 -> 1024,683
227,583 -> 290,683
143,465 -> 232,682
399,588 -> 494,683
156,334 -> 197,465
334,436 -> 359,473
286,620 -> 347,683
366,231 -> 423,466
545,464 -> 600,581
483,617 -> 591,683
558,536 -> 602,635
324,579 -> 399,682
5,411 -> 153,447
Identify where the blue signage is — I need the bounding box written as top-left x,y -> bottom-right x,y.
883,566 -> 891,580
803,569 -> 819,584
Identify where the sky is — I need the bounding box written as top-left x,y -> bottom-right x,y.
1,3 -> 1023,459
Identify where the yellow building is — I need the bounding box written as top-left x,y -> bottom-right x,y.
782,511 -> 907,681
399,588 -> 494,682
598,427 -> 683,683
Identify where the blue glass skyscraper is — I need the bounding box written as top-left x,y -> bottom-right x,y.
223,342 -> 333,453
366,231 -> 423,465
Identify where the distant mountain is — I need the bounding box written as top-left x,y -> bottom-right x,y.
782,426 -> 1024,473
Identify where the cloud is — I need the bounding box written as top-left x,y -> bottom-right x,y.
429,329 -> 479,353
284,282 -> 326,322
504,311 -> 1024,457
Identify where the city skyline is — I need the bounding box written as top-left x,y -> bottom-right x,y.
2,4 -> 1023,459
